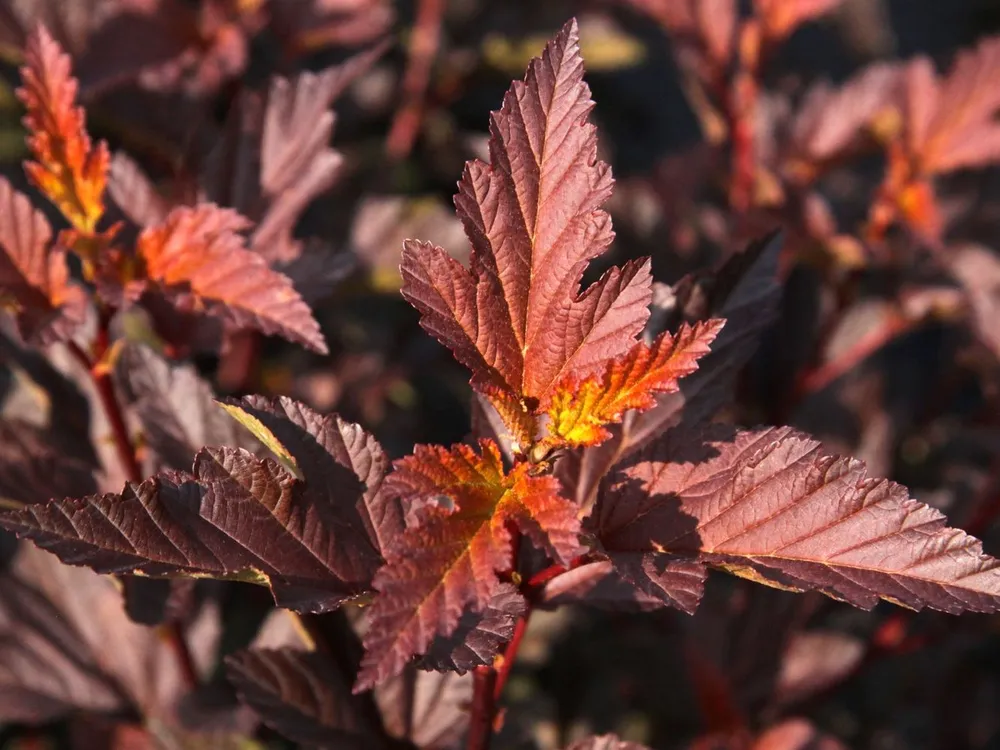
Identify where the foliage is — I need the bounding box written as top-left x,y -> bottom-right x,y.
3,2 -> 1000,749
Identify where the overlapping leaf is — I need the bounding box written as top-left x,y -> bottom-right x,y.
17,24 -> 109,234
355,440 -> 582,691
544,320 -> 723,449
0,397 -> 399,612
598,426 -> 1000,614
225,649 -> 372,748
375,667 -> 473,749
0,543 -> 205,722
400,20 -> 652,444
0,176 -> 85,344
136,204 -> 327,353
113,342 -> 257,472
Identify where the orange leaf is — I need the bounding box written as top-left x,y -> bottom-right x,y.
543,319 -> 724,448
17,25 -> 109,236
137,204 -> 327,353
355,440 -> 582,691
0,177 -> 86,344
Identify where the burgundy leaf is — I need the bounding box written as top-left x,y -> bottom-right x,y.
599,426 -> 1000,614
225,648 -> 372,749
2,398 -> 399,612
419,582 -> 526,672
375,667 -> 473,750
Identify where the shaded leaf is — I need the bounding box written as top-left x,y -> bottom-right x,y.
401,20 -> 652,441
0,419 -> 96,505
544,320 -> 723,449
225,648 -> 371,749
206,45 -> 387,263
627,232 -> 783,452
600,426 -> 1000,614
774,631 -> 864,707
17,24 -> 108,233
0,543 -> 203,722
137,204 -> 327,353
420,582 -> 526,672
269,0 -> 394,51
114,342 -> 252,472
0,176 -> 85,344
375,668 -> 473,750
2,395 -> 402,612
950,244 -> 1000,360
107,150 -> 172,229
356,440 -> 582,691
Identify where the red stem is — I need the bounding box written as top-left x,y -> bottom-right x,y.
66,318 -> 198,690
386,0 -> 445,160
493,605 -> 531,702
466,666 -> 499,750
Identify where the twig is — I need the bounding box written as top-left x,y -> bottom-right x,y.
467,666 -> 499,750
66,317 -> 200,691
386,0 -> 445,161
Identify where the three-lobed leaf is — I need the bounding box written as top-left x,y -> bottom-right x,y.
355,440 -> 582,691
401,20 -> 653,447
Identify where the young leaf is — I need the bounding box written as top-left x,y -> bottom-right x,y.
205,44 -> 386,263
136,203 -> 327,353
754,0 -> 842,41
0,177 -> 86,344
401,20 -> 652,441
544,320 -> 724,449
599,426 -> 1000,614
1,397 -> 399,612
904,35 -> 1000,175
355,440 -> 582,691
225,649 -> 372,749
17,24 -> 109,234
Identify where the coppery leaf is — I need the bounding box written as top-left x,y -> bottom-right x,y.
356,440 -> 581,691
599,426 -> 1000,614
136,203 -> 327,353
401,20 -> 652,442
544,320 -> 723,449
17,24 -> 109,233
0,177 -> 86,345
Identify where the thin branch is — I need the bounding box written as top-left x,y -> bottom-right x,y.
386,0 -> 445,161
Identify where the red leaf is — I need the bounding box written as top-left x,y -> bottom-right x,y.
136,203 -> 327,353
17,24 -> 109,234
0,176 -> 86,344
355,440 -> 581,691
599,426 -> 1000,614
400,20 -> 652,440
1,396 -> 400,613
904,35 -> 1000,174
